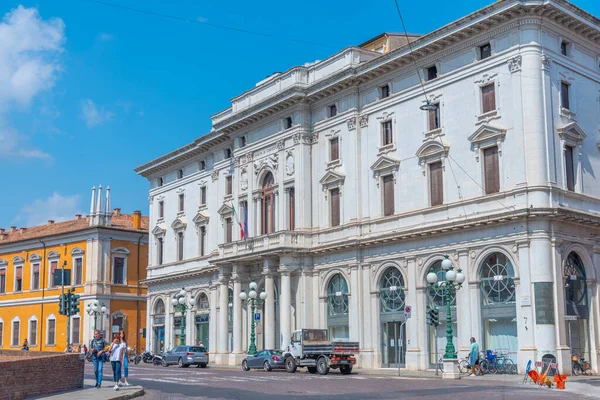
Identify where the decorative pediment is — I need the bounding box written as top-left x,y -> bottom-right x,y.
171,218 -> 187,231
69,248 -> 84,256
0,258 -> 6,266
370,155 -> 400,173
415,140 -> 449,160
12,256 -> 24,264
217,203 -> 234,216
29,253 -> 42,261
468,124 -> 506,145
151,224 -> 167,236
47,251 -> 60,259
192,211 -> 210,226
319,170 -> 345,187
557,122 -> 587,145
111,246 -> 131,255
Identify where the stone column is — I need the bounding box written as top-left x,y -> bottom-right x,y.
209,283 -> 218,362
232,271 -> 242,357
405,258 -> 420,371
280,270 -> 292,347
360,264 -> 375,369
349,264 -> 360,343
217,272 -> 230,365
264,272 -> 276,349
456,250 -> 471,356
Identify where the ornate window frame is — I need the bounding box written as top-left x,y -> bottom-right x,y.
11,316 -> 20,347
416,140 -> 449,207
13,256 -> 24,293
70,248 -> 84,286
47,251 -> 60,288
474,73 -> 500,124
46,314 -> 56,346
111,247 -> 130,286
377,111 -> 396,154
28,315 -> 38,347
558,122 -> 586,193
29,254 -> 41,291
370,155 -> 400,187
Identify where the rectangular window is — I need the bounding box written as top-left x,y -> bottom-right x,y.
483,146 -> 500,194
330,188 -> 340,227
426,65 -> 437,81
561,40 -> 569,56
480,43 -> 492,60
481,83 -> 496,114
200,186 -> 207,206
177,232 -> 184,261
178,193 -> 185,213
0,268 -> 5,293
226,176 -> 232,196
288,188 -> 295,230
328,104 -> 337,118
330,137 -> 339,161
158,201 -> 164,219
74,258 -> 82,286
239,136 -> 247,148
225,218 -> 233,243
381,84 -> 390,99
383,175 -> 394,216
47,318 -> 55,346
157,237 -> 164,265
429,161 -> 444,206
561,81 -> 570,110
71,317 -> 80,344
113,257 -> 125,284
428,104 -> 440,131
15,266 -> 22,292
200,226 -> 206,256
177,169 -> 183,179
284,117 -> 293,129
50,260 -> 58,287
12,321 -> 19,347
32,263 -> 40,290
382,120 -> 393,146
200,160 -> 206,170
225,148 -> 232,159
29,319 -> 37,346
565,145 -> 575,192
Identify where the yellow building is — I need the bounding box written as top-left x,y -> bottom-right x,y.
0,186 -> 149,352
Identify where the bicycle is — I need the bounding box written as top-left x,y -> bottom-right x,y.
572,354 -> 592,375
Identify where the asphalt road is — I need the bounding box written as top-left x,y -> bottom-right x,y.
85,362 -> 593,400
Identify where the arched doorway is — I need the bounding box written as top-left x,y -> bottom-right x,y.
152,299 -> 165,353
480,252 -> 517,361
261,172 -> 275,234
564,252 -> 590,360
327,273 -> 349,341
195,292 -> 210,350
426,260 -> 456,367
379,266 -> 407,367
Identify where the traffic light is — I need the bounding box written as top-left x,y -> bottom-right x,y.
58,294 -> 66,315
69,290 -> 81,315
431,307 -> 439,326
426,308 -> 432,326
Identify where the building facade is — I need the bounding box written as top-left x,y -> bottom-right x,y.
136,0 -> 600,373
0,187 -> 149,352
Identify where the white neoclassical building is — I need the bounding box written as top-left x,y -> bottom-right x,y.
136,0 -> 600,373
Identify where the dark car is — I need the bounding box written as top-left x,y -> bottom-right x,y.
162,345 -> 208,368
242,349 -> 284,372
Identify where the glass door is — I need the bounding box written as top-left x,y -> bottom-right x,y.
381,321 -> 406,367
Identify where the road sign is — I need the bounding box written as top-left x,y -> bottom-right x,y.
404,312 -> 410,318
404,306 -> 412,313
254,313 -> 261,321
564,315 -> 577,321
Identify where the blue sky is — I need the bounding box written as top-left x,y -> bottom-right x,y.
0,0 -> 598,228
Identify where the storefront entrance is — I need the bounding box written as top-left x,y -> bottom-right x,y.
381,321 -> 406,367
195,314 -> 209,350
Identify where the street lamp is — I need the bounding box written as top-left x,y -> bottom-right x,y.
239,280 -> 267,356
85,300 -> 108,331
426,255 -> 465,361
171,288 -> 195,345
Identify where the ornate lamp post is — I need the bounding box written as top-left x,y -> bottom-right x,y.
239,280 -> 267,356
85,300 -> 108,331
171,288 -> 196,346
426,255 -> 465,377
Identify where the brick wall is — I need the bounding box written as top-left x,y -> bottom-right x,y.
0,350 -> 84,400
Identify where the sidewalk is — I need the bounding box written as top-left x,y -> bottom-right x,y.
31,379 -> 144,400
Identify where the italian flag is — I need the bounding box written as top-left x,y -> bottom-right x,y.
231,202 -> 246,240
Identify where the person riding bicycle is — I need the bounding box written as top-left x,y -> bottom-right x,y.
469,337 -> 480,376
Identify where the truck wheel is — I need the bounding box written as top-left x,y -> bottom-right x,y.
285,356 -> 297,373
340,366 -> 353,375
316,357 -> 329,375
307,367 -> 318,374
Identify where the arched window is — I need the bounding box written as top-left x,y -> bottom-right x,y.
327,274 -> 349,316
197,292 -> 210,312
480,252 -> 515,305
261,172 -> 275,234
380,267 -> 406,313
564,252 -> 587,307
154,299 -> 165,315
427,260 -> 456,307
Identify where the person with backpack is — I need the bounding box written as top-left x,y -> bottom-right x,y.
90,330 -> 108,388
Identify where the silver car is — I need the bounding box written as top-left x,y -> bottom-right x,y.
162,345 -> 208,368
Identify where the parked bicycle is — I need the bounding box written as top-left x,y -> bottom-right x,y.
572,354 -> 592,375
480,350 -> 517,374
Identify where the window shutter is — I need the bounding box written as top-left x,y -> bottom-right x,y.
330,138 -> 339,161
383,175 -> 395,216
484,146 -> 500,194
16,266 -> 22,280
33,263 -> 39,274
481,84 -> 496,113
288,188 -> 295,230
565,146 -> 575,191
429,162 -> 443,206
330,189 -> 340,226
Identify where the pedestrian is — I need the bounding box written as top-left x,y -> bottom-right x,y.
90,330 -> 108,388
469,337 -> 480,376
109,334 -> 126,391
119,329 -> 131,387
82,344 -> 88,354
22,339 -> 29,351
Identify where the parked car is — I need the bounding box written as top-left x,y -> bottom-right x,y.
242,349 -> 285,372
162,345 -> 208,368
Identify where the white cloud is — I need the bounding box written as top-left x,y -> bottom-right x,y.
97,32 -> 114,41
81,99 -> 114,128
17,192 -> 81,227
0,5 -> 65,160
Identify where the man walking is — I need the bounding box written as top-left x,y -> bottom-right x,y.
90,330 -> 107,388
469,337 -> 480,377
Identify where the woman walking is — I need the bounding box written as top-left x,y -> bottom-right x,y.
109,334 -> 126,391
469,337 -> 480,376
119,330 -> 131,387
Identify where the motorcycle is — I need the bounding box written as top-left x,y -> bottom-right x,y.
128,347 -> 142,365
141,349 -> 154,364
152,352 -> 164,366
572,354 -> 592,375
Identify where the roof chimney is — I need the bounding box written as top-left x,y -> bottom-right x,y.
75,214 -> 82,220
20,228 -> 27,234
113,208 -> 121,216
0,228 -> 4,233
133,210 -> 142,230
10,226 -> 16,232
48,220 -> 55,225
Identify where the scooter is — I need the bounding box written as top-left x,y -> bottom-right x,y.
141,349 -> 154,364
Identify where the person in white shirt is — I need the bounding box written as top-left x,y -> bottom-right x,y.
109,334 -> 126,391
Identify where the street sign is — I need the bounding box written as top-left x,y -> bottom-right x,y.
254,313 -> 261,321
564,315 -> 578,321
53,269 -> 71,286
404,312 -> 410,318
404,306 -> 412,313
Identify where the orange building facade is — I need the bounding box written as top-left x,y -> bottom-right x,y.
0,186 -> 149,352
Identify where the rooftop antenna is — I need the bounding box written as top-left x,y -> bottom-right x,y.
393,0 -> 437,111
